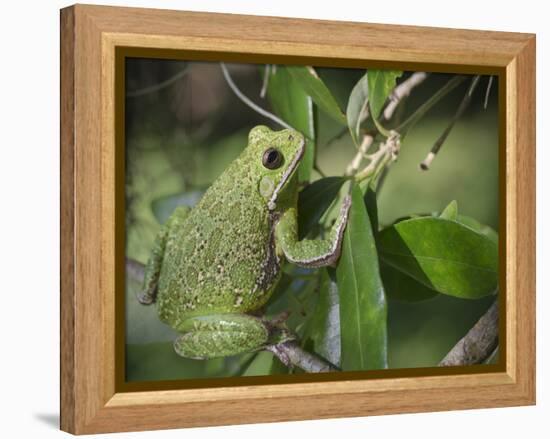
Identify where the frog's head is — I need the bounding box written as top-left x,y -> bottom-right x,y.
247,125 -> 305,211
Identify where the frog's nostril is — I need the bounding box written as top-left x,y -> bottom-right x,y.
288,134 -> 294,141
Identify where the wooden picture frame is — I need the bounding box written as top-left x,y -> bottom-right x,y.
60,4 -> 536,434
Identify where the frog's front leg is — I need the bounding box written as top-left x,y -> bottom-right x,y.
173,314 -> 272,359
275,196 -> 351,268
138,206 -> 190,305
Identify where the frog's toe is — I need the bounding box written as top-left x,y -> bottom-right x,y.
136,290 -> 155,305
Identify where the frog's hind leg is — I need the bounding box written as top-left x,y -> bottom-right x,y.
138,206 -> 190,305
173,314 -> 271,359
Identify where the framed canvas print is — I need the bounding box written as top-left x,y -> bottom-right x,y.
60,4 -> 536,435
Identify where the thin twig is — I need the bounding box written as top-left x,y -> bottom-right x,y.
126,66 -> 189,98
383,72 -> 429,120
260,64 -> 271,98
420,75 -> 481,171
354,132 -> 401,182
220,62 -> 294,130
126,257 -> 337,373
345,134 -> 374,176
484,75 -> 495,110
396,75 -> 468,134
439,300 -> 499,366
267,341 -> 339,372
484,346 -> 499,364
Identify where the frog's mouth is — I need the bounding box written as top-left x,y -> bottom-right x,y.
267,137 -> 305,211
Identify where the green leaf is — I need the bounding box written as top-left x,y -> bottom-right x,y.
151,190 -> 203,224
367,69 -> 403,119
380,261 -> 439,302
242,351 -> 286,376
304,268 -> 341,367
437,200 -> 498,244
378,217 -> 498,299
363,186 -> 437,302
269,356 -> 290,374
363,183 -> 379,233
264,268 -> 321,340
336,183 -> 388,371
439,200 -> 458,221
298,177 -> 347,239
286,66 -> 346,125
266,66 -> 315,182
456,214 -> 499,245
346,72 -> 369,145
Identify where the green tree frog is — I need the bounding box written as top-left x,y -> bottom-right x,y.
138,125 -> 350,359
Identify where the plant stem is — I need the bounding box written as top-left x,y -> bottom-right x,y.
126,65 -> 189,98
383,72 -> 429,120
420,75 -> 481,171
267,341 -> 339,373
396,75 -> 468,135
354,132 -> 400,183
345,135 -> 374,176
484,75 -> 495,110
220,62 -> 294,131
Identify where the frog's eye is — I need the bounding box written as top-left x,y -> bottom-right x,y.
262,147 -> 283,170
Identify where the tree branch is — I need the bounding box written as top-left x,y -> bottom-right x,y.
125,257 -> 337,373
267,341 -> 339,373
383,72 -> 428,120
344,134 -> 373,176
439,300 -> 499,366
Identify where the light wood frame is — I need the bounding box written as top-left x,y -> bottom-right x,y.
60,4 -> 536,434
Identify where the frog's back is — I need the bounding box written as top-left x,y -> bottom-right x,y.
156,164 -> 280,327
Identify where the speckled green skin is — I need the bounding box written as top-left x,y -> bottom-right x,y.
139,126 -> 350,359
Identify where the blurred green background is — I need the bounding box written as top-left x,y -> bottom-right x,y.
124,59 -> 498,382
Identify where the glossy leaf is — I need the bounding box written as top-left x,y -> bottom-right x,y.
364,187 -> 437,302
378,217 -> 498,299
242,351 -> 287,376
438,200 -> 498,244
380,261 -> 439,302
456,214 -> 498,245
304,268 -> 341,367
264,268 -> 321,341
363,182 -> 379,232
298,176 -> 347,239
287,66 -> 347,125
439,200 -> 458,221
269,356 -> 290,374
336,183 -> 388,371
367,69 -> 403,119
346,72 -> 369,145
266,66 -> 315,182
